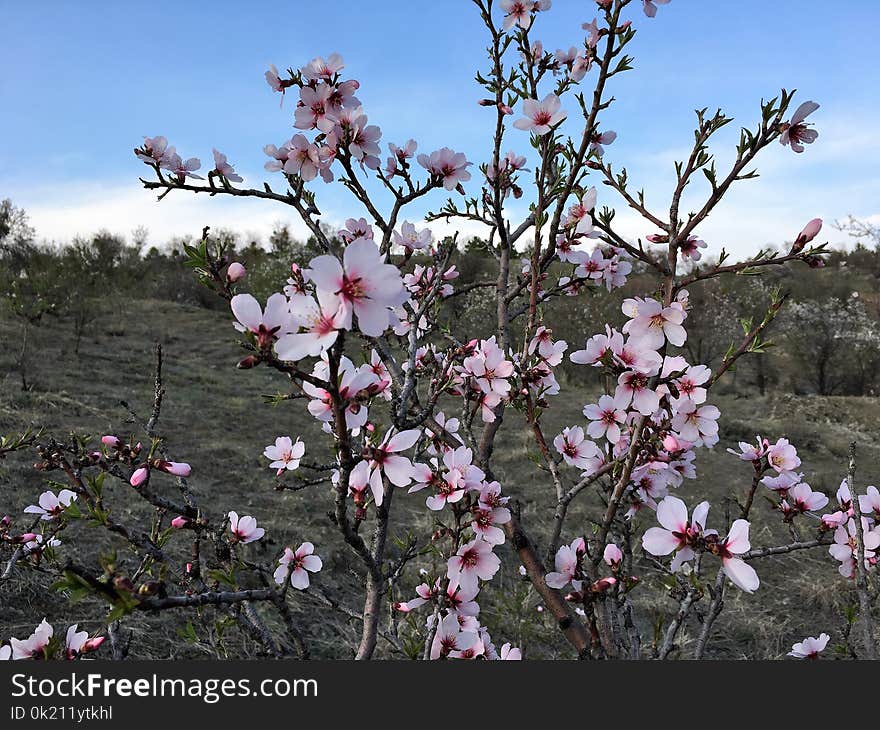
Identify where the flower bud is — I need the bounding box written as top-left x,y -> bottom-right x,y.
226,262 -> 247,282
791,217 -> 822,253
157,460 -> 191,477
130,467 -> 149,487
662,434 -> 681,452
237,355 -> 260,369
101,435 -> 121,448
171,516 -> 189,529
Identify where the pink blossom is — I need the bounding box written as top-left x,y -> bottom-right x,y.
136,135 -> 170,165
231,293 -> 293,348
500,0 -> 538,31
622,297 -> 687,349
307,238 -> 406,337
499,643 -> 522,660
513,94 -> 567,135
719,520 -> 759,593
859,485 -> 880,519
228,511 -> 265,544
211,148 -> 242,183
417,147 -> 472,191
170,516 -> 189,529
161,149 -> 202,182
829,518 -> 880,578
65,625 -> 104,660
366,429 -> 421,502
301,54 -> 345,82
274,542 -> 322,590
788,483 -> 829,514
462,336 -> 514,397
642,0 -> 670,17
553,425 -> 603,470
156,460 -> 191,477
642,496 -> 710,572
284,134 -> 321,181
679,235 -> 707,261
393,221 -> 433,251
780,101 -> 819,153
295,84 -> 337,133
276,290 -> 348,361
589,129 -> 616,156
447,539 -> 501,594
615,371 -> 660,416
788,633 -> 830,659
24,489 -> 77,521
545,537 -> 585,589
584,394 -> 627,444
671,402 -> 720,444
263,436 -> 305,474
265,64 -> 284,93
727,437 -> 766,462
767,438 -> 801,473
430,612 -> 478,660
10,619 -> 53,659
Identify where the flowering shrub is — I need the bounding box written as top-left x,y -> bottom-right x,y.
5,0 -> 873,662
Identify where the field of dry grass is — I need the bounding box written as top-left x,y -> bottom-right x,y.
1,298 -> 878,659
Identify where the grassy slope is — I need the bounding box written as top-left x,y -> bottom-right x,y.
1,299 -> 877,659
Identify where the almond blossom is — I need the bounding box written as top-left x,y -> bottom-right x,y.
274,542 -> 323,590
430,612 -> 478,660
10,618 -> 53,659
780,101 -> 819,153
643,0 -> 670,18
64,625 -> 104,660
263,436 -> 305,474
718,520 -> 759,593
228,511 -> 265,544
447,539 -> 500,594
275,290 -> 348,362
584,394 -> 627,444
417,147 -> 472,191
553,425 -> 604,470
211,148 -> 242,182
365,429 -> 421,502
24,489 -> 77,521
307,237 -> 406,336
642,496 -> 711,572
788,633 -> 830,659
513,94 -> 566,135
231,293 -> 293,349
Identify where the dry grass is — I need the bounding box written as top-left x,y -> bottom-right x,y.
1,299 -> 877,659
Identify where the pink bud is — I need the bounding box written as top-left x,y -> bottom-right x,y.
591,577 -> 617,593
226,262 -> 246,282
603,543 -> 623,567
101,435 -> 121,448
478,98 -> 495,106
797,218 -> 822,245
130,467 -> 149,487
171,516 -> 189,529
82,636 -> 106,653
791,217 -> 822,253
17,533 -> 38,544
662,434 -> 681,452
185,562 -> 193,574
499,104 -> 513,115
158,461 -> 191,477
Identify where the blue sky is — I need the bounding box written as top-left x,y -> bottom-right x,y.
1,0 -> 878,258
